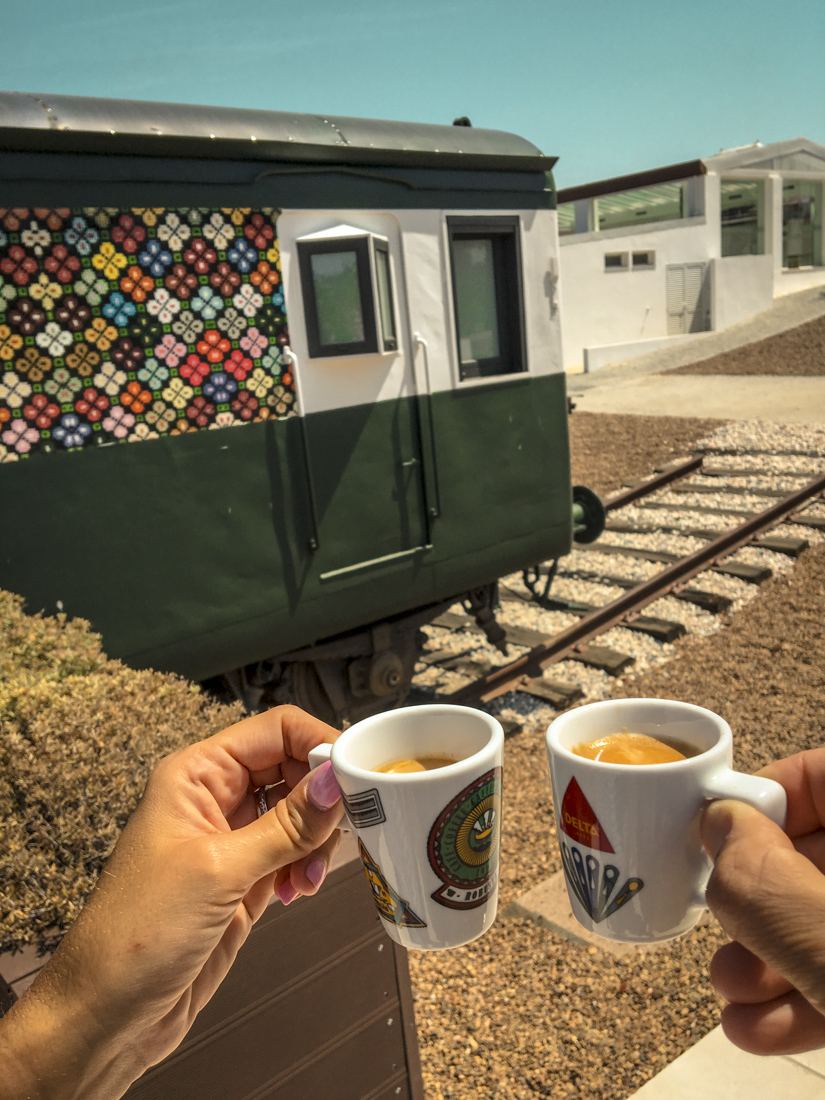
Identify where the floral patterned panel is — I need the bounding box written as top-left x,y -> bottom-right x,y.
0,207 -> 296,462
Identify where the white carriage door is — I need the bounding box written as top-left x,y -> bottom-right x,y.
666,263 -> 710,334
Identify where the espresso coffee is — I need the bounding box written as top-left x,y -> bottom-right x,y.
571,731 -> 701,766
374,753 -> 458,774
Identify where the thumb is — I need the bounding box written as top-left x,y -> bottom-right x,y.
222,760 -> 344,887
701,799 -> 825,1015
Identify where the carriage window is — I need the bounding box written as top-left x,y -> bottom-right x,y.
373,241 -> 398,351
447,217 -> 525,381
298,236 -> 378,357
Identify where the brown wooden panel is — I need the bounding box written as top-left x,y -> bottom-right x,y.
125,857 -> 422,1100
251,1010 -> 412,1100
127,941 -> 402,1099
177,857 -> 384,1050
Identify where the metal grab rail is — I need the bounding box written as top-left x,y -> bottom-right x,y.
413,333 -> 441,531
282,346 -> 321,551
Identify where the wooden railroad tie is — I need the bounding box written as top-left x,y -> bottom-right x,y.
668,482 -> 799,499
420,650 -> 584,708
517,678 -> 583,707
603,521 -> 809,558
580,542 -> 772,584
700,466 -> 825,479
429,613 -> 635,676
629,502 -> 825,534
557,564 -> 733,614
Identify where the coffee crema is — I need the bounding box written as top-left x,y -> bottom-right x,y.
373,754 -> 458,774
571,731 -> 701,766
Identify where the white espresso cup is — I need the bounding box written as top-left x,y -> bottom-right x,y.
308,704 -> 504,950
546,698 -> 787,943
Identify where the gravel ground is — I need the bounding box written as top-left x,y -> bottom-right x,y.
409,411 -> 825,1100
567,414 -> 721,496
665,313 -> 825,376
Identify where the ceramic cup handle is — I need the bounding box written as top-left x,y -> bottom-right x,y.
305,742 -> 350,831
701,768 -> 787,828
691,768 -> 787,907
308,743 -> 333,771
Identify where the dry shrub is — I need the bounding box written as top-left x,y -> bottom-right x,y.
0,590 -> 243,955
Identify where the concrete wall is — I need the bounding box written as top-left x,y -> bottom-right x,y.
712,253 -> 774,330
583,333 -> 706,373
775,268 -> 825,296
558,198 -> 713,370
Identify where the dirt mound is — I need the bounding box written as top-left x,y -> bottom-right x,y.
665,312 -> 825,376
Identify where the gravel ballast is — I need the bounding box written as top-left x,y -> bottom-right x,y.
409,411 -> 825,1100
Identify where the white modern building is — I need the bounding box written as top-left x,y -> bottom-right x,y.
556,138 -> 825,371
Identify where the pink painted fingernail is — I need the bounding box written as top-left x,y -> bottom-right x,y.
308,760 -> 341,811
276,880 -> 300,906
306,859 -> 327,890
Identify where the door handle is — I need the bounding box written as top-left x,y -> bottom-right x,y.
400,457 -> 419,468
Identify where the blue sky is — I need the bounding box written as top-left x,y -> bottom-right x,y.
2,0 -> 823,187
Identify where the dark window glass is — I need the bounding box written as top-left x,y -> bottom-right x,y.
720,179 -> 765,257
311,250 -> 364,345
783,180 -> 822,269
604,253 -> 627,269
557,202 -> 576,236
597,182 -> 684,230
298,237 -> 378,358
447,217 -> 525,381
373,241 -> 398,351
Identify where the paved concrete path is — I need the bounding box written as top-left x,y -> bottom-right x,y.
628,1026 -> 825,1099
570,373 -> 825,423
567,283 -> 825,423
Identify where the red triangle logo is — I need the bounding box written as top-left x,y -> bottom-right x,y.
559,777 -> 614,853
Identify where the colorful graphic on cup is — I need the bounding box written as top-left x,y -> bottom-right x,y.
557,776 -> 644,924
358,839 -> 427,928
428,767 -> 502,910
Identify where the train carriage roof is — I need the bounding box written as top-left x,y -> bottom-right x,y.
0,92 -> 554,173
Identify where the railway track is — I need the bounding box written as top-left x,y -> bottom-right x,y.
411,427 -> 825,724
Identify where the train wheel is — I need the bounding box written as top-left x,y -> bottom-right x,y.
285,661 -> 340,727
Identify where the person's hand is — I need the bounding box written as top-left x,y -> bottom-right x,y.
1,705 -> 343,1100
701,747 -> 825,1055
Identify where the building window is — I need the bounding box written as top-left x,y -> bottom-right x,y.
447,217 -> 525,381
783,180 -> 822,269
557,203 -> 576,236
595,182 -> 685,231
632,250 -> 655,269
604,252 -> 629,271
720,179 -> 765,257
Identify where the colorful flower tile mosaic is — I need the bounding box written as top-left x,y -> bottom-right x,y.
0,207 -> 296,462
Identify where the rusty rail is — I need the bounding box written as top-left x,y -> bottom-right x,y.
447,471 -> 825,706
602,455 -> 703,513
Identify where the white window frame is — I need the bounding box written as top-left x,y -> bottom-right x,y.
295,224 -> 399,360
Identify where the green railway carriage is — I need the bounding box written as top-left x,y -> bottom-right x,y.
0,93 -> 597,724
